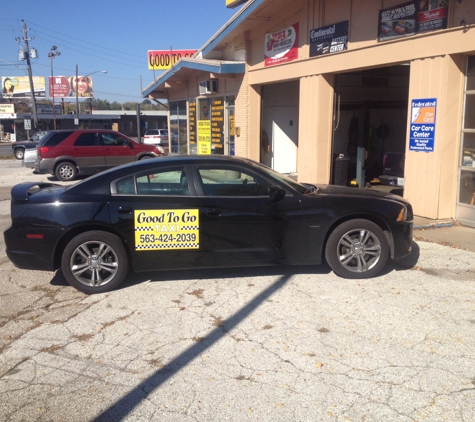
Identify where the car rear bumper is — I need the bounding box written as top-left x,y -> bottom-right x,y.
4,226 -> 56,271
379,174 -> 404,188
35,158 -> 55,174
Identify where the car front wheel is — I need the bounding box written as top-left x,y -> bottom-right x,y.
55,161 -> 77,181
61,231 -> 128,294
14,148 -> 25,160
325,219 -> 389,279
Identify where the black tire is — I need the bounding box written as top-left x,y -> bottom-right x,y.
55,161 -> 77,181
325,219 -> 389,279
61,231 -> 128,294
139,155 -> 153,160
14,148 -> 25,160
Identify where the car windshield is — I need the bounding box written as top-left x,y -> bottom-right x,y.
248,160 -> 309,194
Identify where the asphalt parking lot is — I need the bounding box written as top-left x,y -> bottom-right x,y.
1,159 -> 475,421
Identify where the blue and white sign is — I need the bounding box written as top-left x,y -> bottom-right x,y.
409,98 -> 437,152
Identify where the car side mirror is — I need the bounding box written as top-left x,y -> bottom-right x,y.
268,185 -> 286,202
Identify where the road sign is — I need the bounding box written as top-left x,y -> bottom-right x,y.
24,119 -> 31,130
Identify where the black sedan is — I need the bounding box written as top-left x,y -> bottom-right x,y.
4,156 -> 413,294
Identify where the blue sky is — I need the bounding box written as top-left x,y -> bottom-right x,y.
0,0 -> 239,103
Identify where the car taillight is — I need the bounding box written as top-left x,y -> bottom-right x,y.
39,146 -> 50,154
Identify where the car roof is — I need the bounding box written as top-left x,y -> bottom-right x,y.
65,155 -> 262,196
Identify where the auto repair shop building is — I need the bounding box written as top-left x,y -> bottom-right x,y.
143,0 -> 475,228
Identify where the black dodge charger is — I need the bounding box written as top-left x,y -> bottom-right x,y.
4,156 -> 413,294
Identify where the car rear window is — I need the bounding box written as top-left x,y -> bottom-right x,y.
145,130 -> 159,136
41,131 -> 74,147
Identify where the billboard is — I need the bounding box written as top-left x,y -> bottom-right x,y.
1,76 -> 45,98
264,23 -> 299,67
148,50 -> 197,70
49,76 -> 94,98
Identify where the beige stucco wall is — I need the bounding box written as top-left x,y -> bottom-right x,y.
405,54 -> 465,219
241,0 -> 475,220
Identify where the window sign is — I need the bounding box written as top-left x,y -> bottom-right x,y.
409,98 -> 437,152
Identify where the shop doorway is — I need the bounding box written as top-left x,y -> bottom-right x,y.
331,65 -> 410,192
261,81 -> 299,175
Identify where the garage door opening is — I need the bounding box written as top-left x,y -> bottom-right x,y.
331,65 -> 410,195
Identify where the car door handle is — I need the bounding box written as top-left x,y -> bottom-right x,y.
204,208 -> 222,217
118,206 -> 133,214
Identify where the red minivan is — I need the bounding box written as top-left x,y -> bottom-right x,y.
35,129 -> 162,181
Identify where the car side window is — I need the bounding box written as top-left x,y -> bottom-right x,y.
102,133 -> 130,147
197,167 -> 272,197
115,168 -> 189,196
74,133 -> 99,146
41,131 -> 73,146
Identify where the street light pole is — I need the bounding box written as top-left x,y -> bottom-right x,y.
74,66 -> 107,128
48,45 -> 60,130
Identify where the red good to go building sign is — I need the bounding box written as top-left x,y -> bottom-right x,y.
148,50 -> 197,70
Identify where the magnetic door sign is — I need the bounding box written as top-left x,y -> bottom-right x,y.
135,209 -> 199,250
148,50 -> 197,70
409,98 -> 436,152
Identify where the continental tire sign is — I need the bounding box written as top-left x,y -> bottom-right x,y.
148,50 -> 197,70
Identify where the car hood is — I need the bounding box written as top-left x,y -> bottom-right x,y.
314,184 -> 410,204
13,140 -> 38,147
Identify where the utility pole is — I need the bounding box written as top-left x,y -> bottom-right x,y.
18,20 -> 39,130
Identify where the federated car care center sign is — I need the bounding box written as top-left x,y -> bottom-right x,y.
409,98 -> 436,152
135,209 -> 199,250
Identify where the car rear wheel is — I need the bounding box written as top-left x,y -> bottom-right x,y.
55,161 -> 77,181
61,231 -> 128,294
325,219 -> 389,279
14,148 -> 25,160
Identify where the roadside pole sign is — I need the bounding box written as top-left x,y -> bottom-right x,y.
409,98 -> 437,152
24,119 -> 31,130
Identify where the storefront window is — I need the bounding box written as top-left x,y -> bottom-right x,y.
463,94 -> 475,129
459,170 -> 475,205
457,56 -> 475,226
169,101 -> 188,154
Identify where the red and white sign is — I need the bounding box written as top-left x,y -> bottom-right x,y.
49,76 -> 72,98
264,23 -> 299,67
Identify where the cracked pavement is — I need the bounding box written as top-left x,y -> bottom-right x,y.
1,161 -> 475,421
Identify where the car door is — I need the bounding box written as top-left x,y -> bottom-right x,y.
193,163 -> 300,266
108,165 -> 203,272
101,132 -> 137,169
71,132 -> 106,173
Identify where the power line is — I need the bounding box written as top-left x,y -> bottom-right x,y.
25,21 -> 145,61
